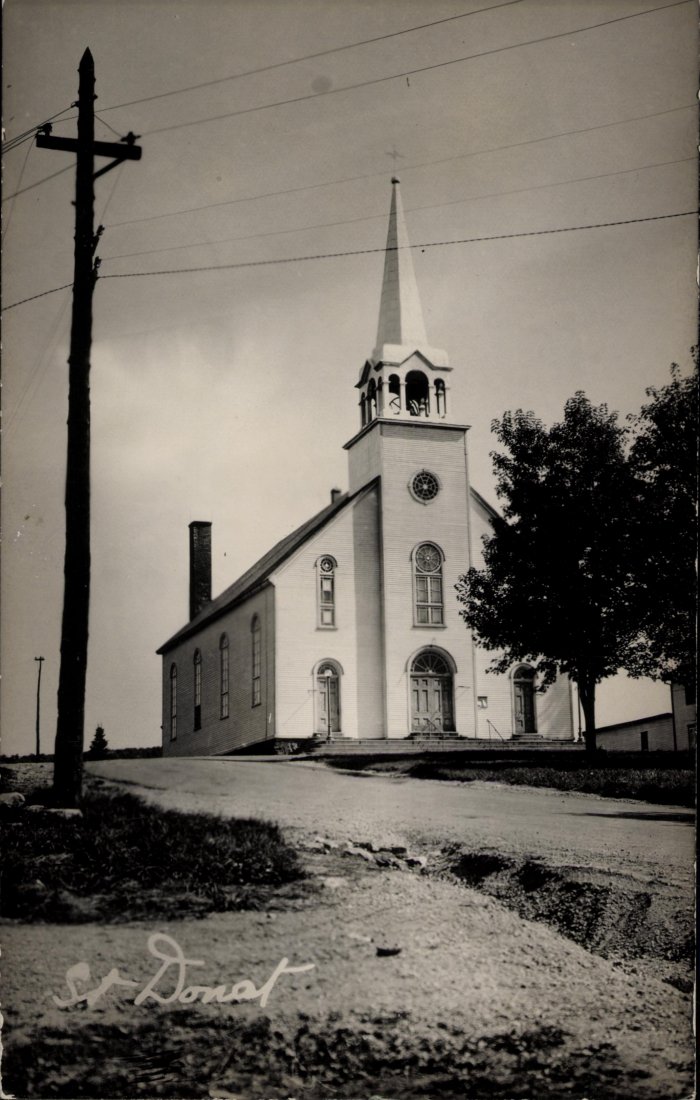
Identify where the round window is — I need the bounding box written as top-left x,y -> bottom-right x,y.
320,557 -> 334,572
415,544 -> 441,573
410,469 -> 440,502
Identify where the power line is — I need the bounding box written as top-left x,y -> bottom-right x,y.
5,210 -> 694,312
97,210 -> 698,280
3,283 -> 73,312
2,141 -> 33,244
2,105 -> 75,151
99,0 -> 525,113
142,1 -> 691,137
94,112 -> 124,138
4,296 -> 72,437
106,102 -> 695,230
2,130 -> 37,154
2,163 -> 74,203
100,156 -> 695,264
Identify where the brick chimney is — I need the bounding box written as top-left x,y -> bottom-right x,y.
189,521 -> 212,620
330,487 -> 342,503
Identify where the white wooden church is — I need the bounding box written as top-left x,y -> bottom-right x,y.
158,180 -> 574,754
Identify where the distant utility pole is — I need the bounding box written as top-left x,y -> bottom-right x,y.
36,49 -> 141,807
34,656 -> 45,759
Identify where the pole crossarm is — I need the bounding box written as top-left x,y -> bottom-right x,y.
36,133 -> 142,174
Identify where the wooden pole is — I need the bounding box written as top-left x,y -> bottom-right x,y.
36,52 -> 140,806
52,48 -> 96,806
34,656 -> 45,759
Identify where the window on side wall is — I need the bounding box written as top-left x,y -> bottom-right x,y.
251,615 -> 261,706
220,634 -> 229,719
193,649 -> 202,730
169,664 -> 177,741
317,556 -> 337,628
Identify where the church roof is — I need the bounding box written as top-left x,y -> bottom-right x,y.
371,178 -> 448,368
157,480 -> 378,654
158,479 -> 498,654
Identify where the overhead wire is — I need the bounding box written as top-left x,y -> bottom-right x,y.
94,112 -> 125,138
2,113 -> 126,204
3,282 -> 74,313
2,163 -> 74,203
2,130 -> 37,154
100,156 -> 695,263
105,101 -> 695,230
2,140 -> 34,243
99,0 -> 526,113
4,160 -> 128,437
4,210 -> 695,312
2,105 -> 76,152
141,1 -> 691,137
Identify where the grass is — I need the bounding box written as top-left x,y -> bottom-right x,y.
0,785 -> 304,922
324,753 -> 695,807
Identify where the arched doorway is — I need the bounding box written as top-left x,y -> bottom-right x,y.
410,650 -> 454,733
513,665 -> 536,734
316,661 -> 341,736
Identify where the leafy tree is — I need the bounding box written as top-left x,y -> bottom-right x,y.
88,725 -> 109,760
626,355 -> 698,688
456,393 -> 644,752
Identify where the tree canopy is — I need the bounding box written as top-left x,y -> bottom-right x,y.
456,392 -> 646,751
88,725 -> 109,760
626,355 -> 698,687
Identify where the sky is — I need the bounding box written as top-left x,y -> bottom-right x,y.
2,0 -> 697,755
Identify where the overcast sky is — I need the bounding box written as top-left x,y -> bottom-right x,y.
2,0 -> 697,754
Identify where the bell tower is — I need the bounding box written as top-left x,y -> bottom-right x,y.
344,178 -> 477,739
356,177 -> 452,429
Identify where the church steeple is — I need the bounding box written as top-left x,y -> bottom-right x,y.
374,177 -> 429,359
356,178 -> 451,430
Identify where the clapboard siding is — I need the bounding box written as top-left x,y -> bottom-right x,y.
271,484 -> 381,739
352,486 -> 385,737
162,586 -> 274,756
597,714 -> 676,752
348,422 -> 477,737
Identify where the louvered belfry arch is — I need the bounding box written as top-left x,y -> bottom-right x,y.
355,177 -> 452,428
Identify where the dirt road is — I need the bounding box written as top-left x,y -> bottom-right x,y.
89,757 -> 694,888
1,759 -> 694,1098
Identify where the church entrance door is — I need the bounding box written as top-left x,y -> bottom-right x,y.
513,666 -> 536,734
317,663 -> 341,735
410,652 -> 454,733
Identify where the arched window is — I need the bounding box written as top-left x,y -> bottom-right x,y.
193,649 -> 202,730
410,649 -> 455,732
219,634 -> 229,719
413,542 -> 444,625
360,393 -> 367,426
406,370 -> 429,417
435,378 -> 446,416
315,660 -> 341,736
513,665 -> 537,735
251,615 -> 261,706
169,664 -> 177,741
367,378 -> 377,420
388,374 -> 401,413
316,556 -> 337,628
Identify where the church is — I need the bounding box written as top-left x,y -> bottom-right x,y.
157,180 -> 574,755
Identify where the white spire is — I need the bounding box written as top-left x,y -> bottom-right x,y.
372,178 -> 448,367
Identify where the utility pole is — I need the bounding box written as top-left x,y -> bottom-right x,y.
34,656 -> 45,759
36,49 -> 141,806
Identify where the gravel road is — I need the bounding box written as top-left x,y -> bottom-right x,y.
2,759 -> 694,1098
89,757 -> 694,889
